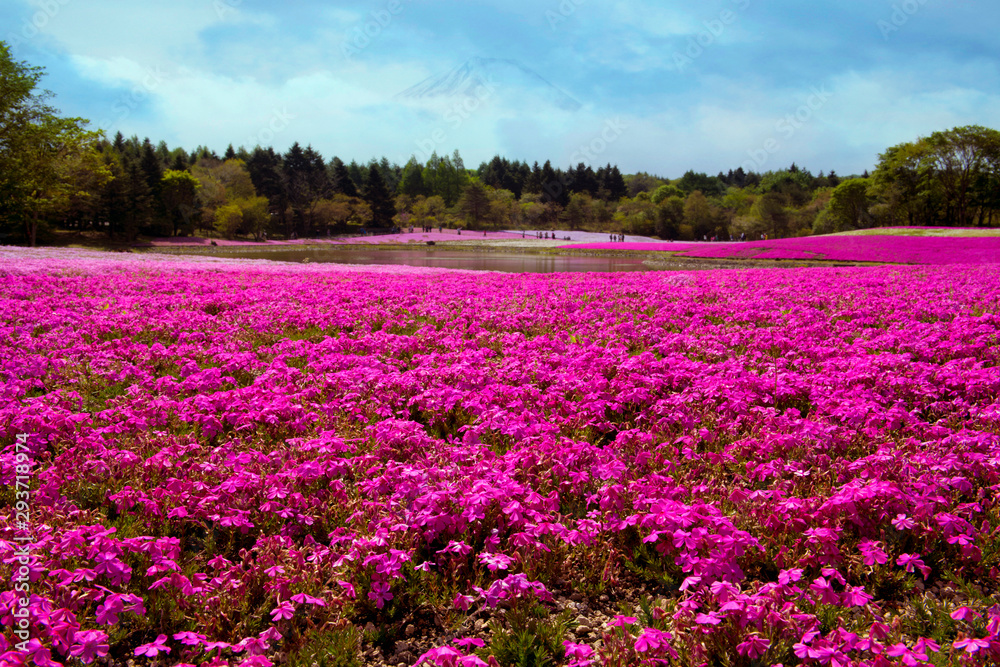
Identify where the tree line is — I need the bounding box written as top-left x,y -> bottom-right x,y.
3,42 -> 999,247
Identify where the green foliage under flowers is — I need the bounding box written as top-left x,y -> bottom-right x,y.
482,601 -> 570,667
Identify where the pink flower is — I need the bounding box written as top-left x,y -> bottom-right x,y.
290,593 -> 326,606
563,641 -> 594,659
368,581 -> 394,609
452,637 -> 485,649
608,615 -> 637,627
950,606 -> 980,621
778,568 -> 803,585
269,600 -> 295,621
892,514 -> 915,530
634,627 -> 673,655
737,634 -> 770,659
478,551 -> 514,571
809,577 -> 841,605
695,611 -> 723,625
453,593 -> 475,611
173,631 -> 207,645
842,585 -> 873,607
134,634 -> 171,657
954,637 -> 990,654
95,594 -> 124,625
416,646 -> 463,666
896,553 -> 931,579
69,630 -> 110,664
858,540 -> 888,566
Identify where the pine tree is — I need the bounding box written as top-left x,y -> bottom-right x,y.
604,165 -> 628,201
399,157 -> 428,197
458,181 -> 491,229
540,160 -> 559,203
525,161 -> 543,195
283,142 -> 311,235
364,164 -> 395,227
124,158 -> 154,239
330,157 -> 359,197
170,152 -> 187,171
347,160 -> 366,191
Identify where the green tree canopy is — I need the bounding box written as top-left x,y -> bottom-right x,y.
0,41 -> 95,245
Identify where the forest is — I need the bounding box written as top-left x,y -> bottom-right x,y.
3,41 -> 1000,246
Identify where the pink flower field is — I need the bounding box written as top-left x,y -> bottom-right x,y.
2,248 -> 1000,667
564,235 -> 1000,264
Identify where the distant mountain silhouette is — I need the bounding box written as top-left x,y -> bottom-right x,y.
396,57 -> 582,112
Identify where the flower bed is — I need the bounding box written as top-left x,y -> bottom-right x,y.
563,235 -> 1000,264
2,248 -> 999,666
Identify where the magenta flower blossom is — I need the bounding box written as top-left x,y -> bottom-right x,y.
290,593 -> 326,606
478,552 -> 513,571
858,540 -> 888,566
608,615 -> 638,627
134,634 -> 171,657
69,630 -> 110,664
897,553 -> 931,579
950,606 -> 981,621
173,631 -> 207,646
368,581 -> 394,609
563,640 -> 594,667
634,627 -> 674,656
954,637 -> 991,654
736,634 -> 771,659
95,594 -> 124,625
416,646 -> 463,666
452,637 -> 485,649
695,611 -> 723,625
269,600 -> 295,621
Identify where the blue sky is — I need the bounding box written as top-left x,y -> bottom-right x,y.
3,0 -> 998,176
